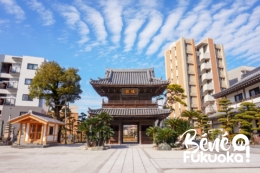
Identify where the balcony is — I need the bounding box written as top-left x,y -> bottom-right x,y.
186,48 -> 193,54
219,71 -> 225,78
201,73 -> 212,83
187,59 -> 194,64
218,63 -> 224,68
204,95 -> 215,107
188,69 -> 195,74
191,103 -> 198,108
199,52 -> 210,62
4,98 -> 15,105
9,66 -> 21,74
102,100 -> 158,108
189,81 -> 196,85
205,105 -> 217,114
6,81 -> 18,90
190,92 -> 197,96
201,62 -> 211,72
221,83 -> 227,88
202,83 -> 213,94
217,54 -> 222,59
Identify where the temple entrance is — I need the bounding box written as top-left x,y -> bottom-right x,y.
29,123 -> 42,143
110,125 -> 119,144
141,125 -> 153,144
122,124 -> 138,143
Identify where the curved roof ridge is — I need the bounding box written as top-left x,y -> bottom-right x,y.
106,67 -> 154,72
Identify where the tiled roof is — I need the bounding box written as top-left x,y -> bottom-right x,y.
10,110 -> 65,125
213,67 -> 260,98
88,108 -> 171,118
90,68 -> 169,85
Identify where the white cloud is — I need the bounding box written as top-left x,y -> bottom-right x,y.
123,18 -> 145,52
26,0 -> 55,26
146,1 -> 189,55
75,0 -> 107,43
77,21 -> 89,44
137,10 -> 162,51
100,0 -> 123,45
0,0 -> 25,21
55,3 -> 89,45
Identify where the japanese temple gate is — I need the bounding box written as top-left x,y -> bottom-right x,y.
88,68 -> 171,144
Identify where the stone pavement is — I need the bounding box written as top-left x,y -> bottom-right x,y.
1,144 -> 260,173
98,148 -> 161,173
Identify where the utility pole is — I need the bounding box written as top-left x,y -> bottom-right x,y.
65,99 -> 67,145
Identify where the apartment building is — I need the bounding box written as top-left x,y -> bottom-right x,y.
0,54 -> 48,138
164,37 -> 229,117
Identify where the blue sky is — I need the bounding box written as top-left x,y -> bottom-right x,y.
0,0 -> 260,113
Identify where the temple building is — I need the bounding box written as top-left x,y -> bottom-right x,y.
88,68 -> 171,144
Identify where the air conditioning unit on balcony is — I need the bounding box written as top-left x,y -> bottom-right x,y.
207,121 -> 212,124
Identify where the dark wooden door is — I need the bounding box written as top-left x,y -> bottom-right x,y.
110,125 -> 119,144
141,125 -> 152,144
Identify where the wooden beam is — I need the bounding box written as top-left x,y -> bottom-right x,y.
17,122 -> 22,145
40,124 -> 44,145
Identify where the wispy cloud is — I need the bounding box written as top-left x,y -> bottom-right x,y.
0,0 -> 25,21
100,0 -> 123,45
137,10 -> 162,51
26,0 -> 55,26
55,3 -> 89,45
75,0 -> 107,44
146,0 -> 189,55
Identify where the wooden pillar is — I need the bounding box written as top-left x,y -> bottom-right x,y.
17,123 -> 22,145
40,124 -> 44,145
118,120 -> 122,144
243,88 -> 246,99
139,122 -> 141,144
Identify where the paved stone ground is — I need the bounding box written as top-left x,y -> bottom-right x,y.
1,144 -> 260,173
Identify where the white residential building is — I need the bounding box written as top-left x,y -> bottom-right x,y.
211,66 -> 260,129
0,54 -> 48,137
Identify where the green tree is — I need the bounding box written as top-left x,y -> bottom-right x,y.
181,110 -> 200,127
164,117 -> 191,135
29,61 -> 82,121
78,112 -> 88,142
79,112 -> 114,147
217,98 -> 235,136
232,102 -> 260,142
146,126 -> 160,144
197,114 -> 210,135
156,127 -> 177,145
164,84 -> 187,110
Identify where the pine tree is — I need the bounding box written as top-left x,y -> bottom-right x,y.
232,102 -> 260,141
217,98 -> 235,136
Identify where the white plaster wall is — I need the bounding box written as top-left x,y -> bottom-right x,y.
47,136 -> 53,141
25,123 -> 30,141
226,89 -> 244,103
16,56 -> 46,107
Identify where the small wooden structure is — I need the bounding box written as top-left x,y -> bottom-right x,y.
9,110 -> 65,145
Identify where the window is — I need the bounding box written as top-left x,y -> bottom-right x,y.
20,112 -> 27,116
49,126 -> 54,135
234,93 -> 243,102
22,94 -> 33,101
27,63 -> 38,70
24,78 -> 32,85
249,87 -> 260,97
